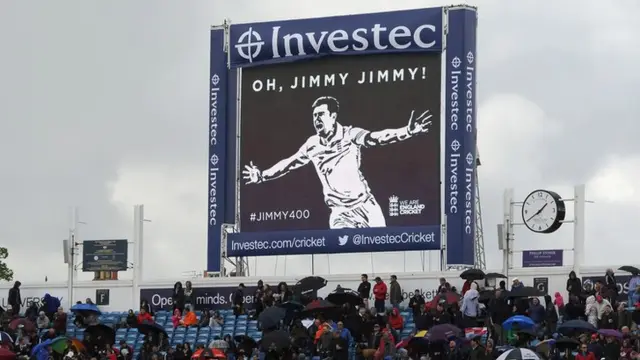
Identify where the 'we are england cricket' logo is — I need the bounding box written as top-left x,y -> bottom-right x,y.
388,195 -> 426,217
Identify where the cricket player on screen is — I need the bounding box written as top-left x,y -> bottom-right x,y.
242,96 -> 432,229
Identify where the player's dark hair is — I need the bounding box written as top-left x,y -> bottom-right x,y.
312,96 -> 340,114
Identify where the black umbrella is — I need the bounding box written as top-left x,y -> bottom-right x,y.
136,321 -> 168,338
294,276 -> 327,296
276,301 -> 304,312
478,289 -> 508,303
506,286 -> 545,298
557,320 -> 597,335
460,269 -> 485,281
554,337 -> 580,349
260,330 -> 291,352
426,324 -> 462,342
84,324 -> 115,346
234,335 -> 257,352
299,299 -> 338,318
619,265 -> 640,275
259,306 -> 286,330
485,272 -> 507,279
326,288 -> 363,307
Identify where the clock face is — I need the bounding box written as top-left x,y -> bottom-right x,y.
522,190 -> 565,233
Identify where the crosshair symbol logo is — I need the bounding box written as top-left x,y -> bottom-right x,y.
451,57 -> 461,68
235,27 -> 264,63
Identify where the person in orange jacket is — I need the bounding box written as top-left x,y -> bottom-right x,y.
373,277 -> 387,313
180,306 -> 198,327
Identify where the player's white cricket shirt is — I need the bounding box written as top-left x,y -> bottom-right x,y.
299,123 -> 372,211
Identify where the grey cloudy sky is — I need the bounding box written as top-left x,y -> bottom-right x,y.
1,0 -> 639,283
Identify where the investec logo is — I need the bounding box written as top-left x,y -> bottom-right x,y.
234,23 -> 438,63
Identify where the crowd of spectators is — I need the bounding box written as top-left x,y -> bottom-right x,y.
1,268 -> 640,360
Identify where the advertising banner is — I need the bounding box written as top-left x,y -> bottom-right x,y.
522,250 -> 563,268
444,7 -> 478,266
229,8 -> 443,67
230,51 -> 442,257
533,277 -> 549,295
207,28 -> 228,272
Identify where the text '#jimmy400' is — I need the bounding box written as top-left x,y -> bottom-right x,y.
248,209 -> 311,222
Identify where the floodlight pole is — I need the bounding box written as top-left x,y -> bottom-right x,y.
67,207 -> 80,308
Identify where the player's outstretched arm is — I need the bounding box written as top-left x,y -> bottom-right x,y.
242,150 -> 310,184
361,110 -> 433,147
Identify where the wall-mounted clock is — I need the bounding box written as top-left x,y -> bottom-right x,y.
521,189 -> 566,234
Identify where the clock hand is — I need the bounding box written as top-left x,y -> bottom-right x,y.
526,203 -> 548,222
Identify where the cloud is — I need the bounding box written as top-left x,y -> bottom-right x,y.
1,0 -> 639,283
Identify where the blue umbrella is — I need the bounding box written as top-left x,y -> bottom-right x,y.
31,339 -> 53,356
70,303 -> 101,315
502,315 -> 535,330
0,331 -> 13,343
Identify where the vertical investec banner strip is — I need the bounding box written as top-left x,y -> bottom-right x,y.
207,29 -> 227,272
445,7 -> 477,266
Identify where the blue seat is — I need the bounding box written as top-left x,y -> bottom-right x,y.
76,334 -> 84,340
186,327 -> 198,334
175,326 -> 186,333
126,339 -> 136,346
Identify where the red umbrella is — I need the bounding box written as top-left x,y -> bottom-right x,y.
8,318 -> 35,333
428,291 -> 461,308
0,348 -> 16,360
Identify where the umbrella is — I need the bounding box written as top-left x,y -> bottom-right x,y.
426,324 -> 462,342
0,332 -> 13,344
70,303 -> 102,316
260,330 -> 291,352
192,348 -> 226,359
618,266 -> 640,275
479,289 -> 509,303
301,299 -> 336,313
50,337 -> 86,354
276,301 -> 304,312
406,330 -> 429,352
8,318 -> 36,332
460,268 -> 485,280
557,320 -> 597,335
259,306 -> 286,330
84,324 -> 116,345
326,289 -> 363,307
598,329 -> 622,338
136,321 -> 168,338
234,335 -> 257,353
554,337 -> 580,349
535,339 -> 555,354
506,286 -> 545,298
496,348 -> 541,360
294,276 -> 327,296
429,291 -> 461,307
502,315 -> 535,330
0,348 -> 15,360
31,339 -> 53,356
485,272 -> 507,279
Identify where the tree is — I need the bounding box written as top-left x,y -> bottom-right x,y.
0,247 -> 14,282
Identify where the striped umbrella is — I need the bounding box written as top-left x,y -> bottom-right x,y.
496,348 -> 541,360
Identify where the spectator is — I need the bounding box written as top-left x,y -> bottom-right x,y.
171,309 -> 181,328
172,282 -> 185,313
24,302 -> 38,322
198,310 -> 211,328
36,311 -> 50,329
52,307 -> 67,335
461,279 -> 474,296
460,287 -> 479,327
389,275 -> 402,308
604,269 -> 618,302
140,299 -> 152,315
543,295 -> 558,335
567,271 -> 582,298
575,342 -> 596,360
275,282 -> 291,304
233,283 -> 246,316
41,294 -> 60,320
527,297 -> 545,325
511,278 -> 524,291
408,289 -> 425,320
184,281 -> 194,310
388,308 -> 403,332
253,280 -> 264,318
372,277 -> 387,313
599,304 -> 616,329
180,306 -> 197,327
210,311 -> 223,327
585,295 -> 598,327
125,309 -> 137,328
137,308 -> 153,324
357,274 -> 371,309
7,281 -> 21,315
437,278 -> 447,293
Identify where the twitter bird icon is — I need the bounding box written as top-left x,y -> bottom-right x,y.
337,235 -> 349,246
